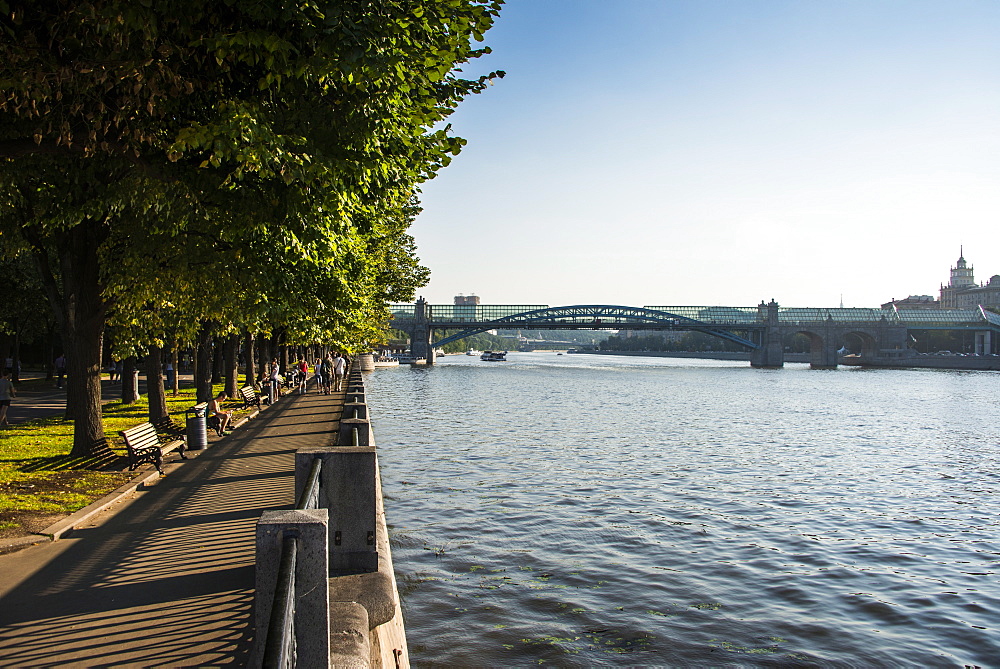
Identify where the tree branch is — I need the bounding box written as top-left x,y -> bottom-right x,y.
0,137 -> 175,182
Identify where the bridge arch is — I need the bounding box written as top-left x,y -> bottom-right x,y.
842,330 -> 879,357
787,329 -> 829,367
430,305 -> 759,350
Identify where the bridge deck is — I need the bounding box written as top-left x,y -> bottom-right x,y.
390,304 -> 1000,330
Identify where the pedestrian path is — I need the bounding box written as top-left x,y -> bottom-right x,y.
3,374 -> 193,425
0,389 -> 343,667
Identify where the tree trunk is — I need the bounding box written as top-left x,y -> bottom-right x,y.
44,324 -> 55,383
225,334 -> 239,398
257,334 -> 270,387
171,346 -> 180,396
30,220 -> 111,456
146,345 -> 169,424
12,330 -> 21,383
212,339 -> 224,384
244,330 -> 256,388
121,355 -> 139,404
280,341 -> 289,380
195,323 -> 214,403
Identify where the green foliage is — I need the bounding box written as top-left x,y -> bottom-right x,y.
0,252 -> 50,340
0,0 -> 504,346
439,330 -> 519,354
0,1 -> 506,451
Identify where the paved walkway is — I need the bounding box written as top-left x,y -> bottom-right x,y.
3,373 -> 195,425
0,389 -> 344,667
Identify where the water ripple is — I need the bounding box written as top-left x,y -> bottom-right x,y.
368,354 -> 1000,667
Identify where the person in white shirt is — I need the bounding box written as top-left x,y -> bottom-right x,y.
333,352 -> 346,391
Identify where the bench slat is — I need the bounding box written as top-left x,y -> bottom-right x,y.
127,435 -> 160,450
122,426 -> 157,439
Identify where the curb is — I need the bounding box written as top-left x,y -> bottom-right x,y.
233,408 -> 260,429
38,466 -> 168,540
0,465 -> 163,555
0,401 -> 272,555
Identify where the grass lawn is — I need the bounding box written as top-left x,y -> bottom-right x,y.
0,384 -> 253,538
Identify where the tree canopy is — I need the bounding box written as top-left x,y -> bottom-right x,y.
0,0 -> 504,454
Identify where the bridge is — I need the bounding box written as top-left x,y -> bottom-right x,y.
389,299 -> 1000,368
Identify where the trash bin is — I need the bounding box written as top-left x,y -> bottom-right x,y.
186,404 -> 208,451
263,380 -> 274,404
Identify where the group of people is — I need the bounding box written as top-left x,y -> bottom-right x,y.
265,352 -> 348,398
307,352 -> 348,394
0,350 -> 352,430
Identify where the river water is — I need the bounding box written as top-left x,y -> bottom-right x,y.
364,352 -> 999,667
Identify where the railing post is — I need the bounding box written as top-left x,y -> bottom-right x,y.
253,509 -> 330,668
338,415 -> 371,447
296,447 -> 378,573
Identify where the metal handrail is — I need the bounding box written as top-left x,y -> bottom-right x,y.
262,534 -> 298,669
262,458 -> 321,666
295,458 -> 322,510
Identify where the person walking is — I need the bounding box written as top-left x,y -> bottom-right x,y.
270,358 -> 283,399
320,354 -> 333,395
296,357 -> 309,394
312,358 -> 323,393
333,351 -> 346,392
0,370 -> 15,427
54,354 -> 66,389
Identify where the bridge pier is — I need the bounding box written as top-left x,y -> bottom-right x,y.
750,300 -> 784,368
750,336 -> 784,367
409,297 -> 436,365
810,332 -> 840,369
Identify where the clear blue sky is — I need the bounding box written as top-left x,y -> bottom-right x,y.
412,0 -> 1000,308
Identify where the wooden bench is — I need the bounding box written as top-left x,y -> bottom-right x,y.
239,385 -> 262,411
153,416 -> 185,440
119,422 -> 185,474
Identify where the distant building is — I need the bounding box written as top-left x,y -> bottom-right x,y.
454,294 -> 480,321
938,249 -> 1000,309
886,249 -> 1000,311
881,295 -> 938,310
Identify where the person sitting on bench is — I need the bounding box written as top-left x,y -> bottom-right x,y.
209,390 -> 233,436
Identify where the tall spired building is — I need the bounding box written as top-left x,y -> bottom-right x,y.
939,247 -> 1000,309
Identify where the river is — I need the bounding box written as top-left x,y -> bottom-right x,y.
364,352 -> 999,667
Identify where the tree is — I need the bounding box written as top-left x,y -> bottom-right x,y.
0,252 -> 51,381
0,1 -> 503,455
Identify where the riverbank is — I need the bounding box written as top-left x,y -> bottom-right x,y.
567,350 -> 812,363
839,354 -> 1000,371
569,349 -> 1000,370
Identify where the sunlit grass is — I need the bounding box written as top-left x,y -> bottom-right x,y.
0,383 -> 253,533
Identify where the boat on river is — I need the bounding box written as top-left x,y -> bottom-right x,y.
480,351 -> 507,361
392,353 -> 426,365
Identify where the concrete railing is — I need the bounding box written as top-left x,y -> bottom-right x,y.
252,366 -> 408,668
